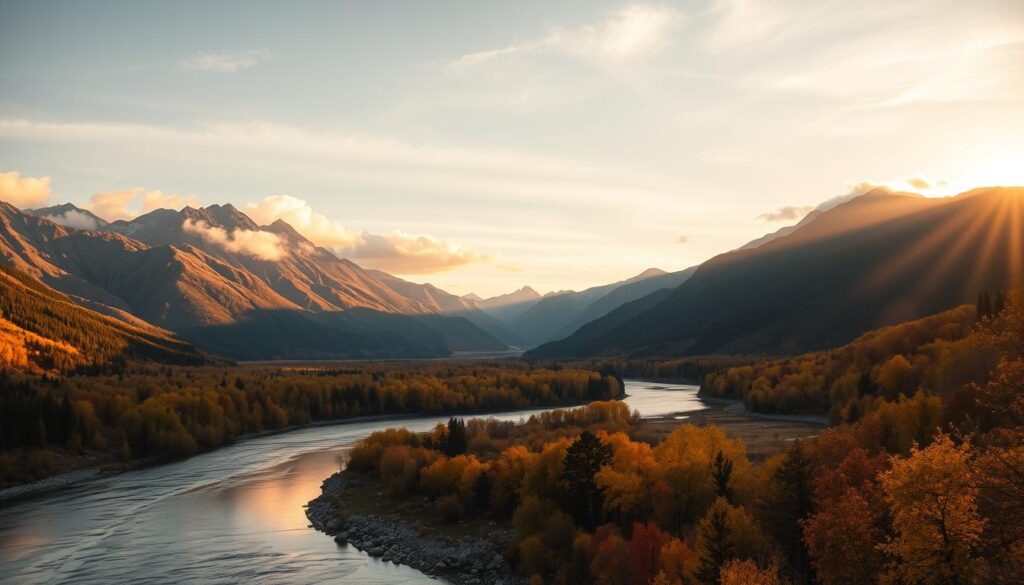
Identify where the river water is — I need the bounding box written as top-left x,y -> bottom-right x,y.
0,380 -> 703,584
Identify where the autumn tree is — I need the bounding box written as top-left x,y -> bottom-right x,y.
653,538 -> 693,585
881,434 -> 986,585
590,525 -> 631,585
629,522 -> 670,585
802,448 -> 889,585
718,559 -> 782,585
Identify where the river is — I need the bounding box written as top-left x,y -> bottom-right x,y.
0,380 -> 704,584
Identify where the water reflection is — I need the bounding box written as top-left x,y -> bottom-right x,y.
0,380 -> 701,584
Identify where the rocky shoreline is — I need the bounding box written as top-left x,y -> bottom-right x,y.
306,473 -> 527,585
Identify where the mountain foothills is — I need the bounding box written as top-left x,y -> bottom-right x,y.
529,187 -> 1024,359
0,263 -> 212,372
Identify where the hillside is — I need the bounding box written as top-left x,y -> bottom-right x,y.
0,264 -> 211,371
528,187 -> 1024,359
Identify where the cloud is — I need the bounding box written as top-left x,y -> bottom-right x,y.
340,231 -> 489,275
676,234 -> 692,243
245,194 -> 488,274
48,210 -> 102,230
178,49 -> 271,72
142,191 -> 200,213
0,171 -> 51,209
813,177 -> 949,213
757,205 -> 816,222
244,195 -> 361,247
84,188 -> 199,221
182,219 -> 287,261
448,4 -> 683,71
85,189 -> 139,221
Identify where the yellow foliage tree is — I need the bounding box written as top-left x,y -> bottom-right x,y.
880,434 -> 986,585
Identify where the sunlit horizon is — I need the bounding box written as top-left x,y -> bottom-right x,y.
1,0 -> 1022,297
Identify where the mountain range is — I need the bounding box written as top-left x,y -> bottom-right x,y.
528,187 -> 1024,359
5,185 -> 1021,365
3,202 -> 514,359
466,268 -> 696,347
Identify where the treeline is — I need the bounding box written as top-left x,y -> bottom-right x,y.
342,293 -> 1024,585
0,362 -> 621,484
0,264 -> 211,372
555,357 -> 754,385
701,301 -> 1001,419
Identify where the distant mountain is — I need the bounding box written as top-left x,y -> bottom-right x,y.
364,269 -> 527,347
469,268 -> 695,348
474,286 -> 543,323
27,203 -> 109,230
0,263 -> 211,372
507,268 -> 693,346
528,187 -> 1024,359
0,202 -> 506,359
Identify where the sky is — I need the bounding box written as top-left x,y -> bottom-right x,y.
1,0 -> 1023,297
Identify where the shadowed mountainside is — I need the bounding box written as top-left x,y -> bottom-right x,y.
529,187 -> 1024,359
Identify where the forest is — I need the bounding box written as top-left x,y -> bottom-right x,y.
0,263 -> 212,372
338,291 -> 1024,585
701,295 -> 1005,421
0,362 -> 621,485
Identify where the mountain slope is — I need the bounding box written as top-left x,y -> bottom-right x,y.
0,202 -> 505,359
0,263 -> 212,371
529,187 -> 1024,359
486,268 -> 690,347
366,270 -> 525,347
474,286 -> 542,323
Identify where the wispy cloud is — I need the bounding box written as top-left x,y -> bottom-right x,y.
0,171 -> 51,209
244,194 -> 362,248
757,205 -> 815,222
182,219 -> 287,261
84,188 -> 199,221
47,209 -> 102,230
245,195 -> 489,274
84,189 -> 139,221
179,49 -> 271,72
448,4 -> 683,72
342,230 -> 489,275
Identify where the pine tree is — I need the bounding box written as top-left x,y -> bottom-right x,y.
711,450 -> 734,501
562,430 -> 612,528
444,417 -> 467,456
696,500 -> 735,585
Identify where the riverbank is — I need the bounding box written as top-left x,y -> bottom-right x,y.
306,473 -> 526,585
0,399 -> 615,501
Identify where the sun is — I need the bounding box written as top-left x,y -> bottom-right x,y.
964,148 -> 1024,188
